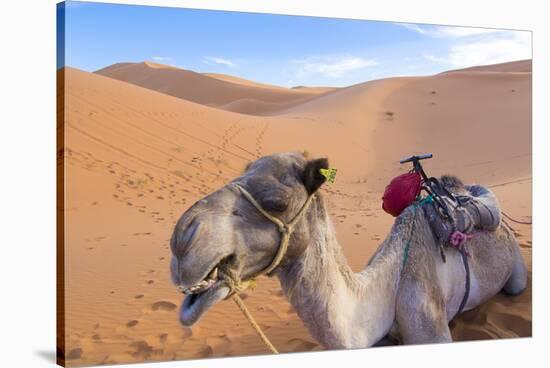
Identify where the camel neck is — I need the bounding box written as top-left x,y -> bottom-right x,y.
276,199 -> 413,348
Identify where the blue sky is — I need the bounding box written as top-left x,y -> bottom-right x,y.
59,1 -> 532,87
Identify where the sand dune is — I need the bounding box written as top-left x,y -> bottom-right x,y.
61,60 -> 531,366
95,62 -> 331,115
444,59 -> 532,73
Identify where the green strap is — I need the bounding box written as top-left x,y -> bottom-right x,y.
401,194 -> 433,269
401,206 -> 417,269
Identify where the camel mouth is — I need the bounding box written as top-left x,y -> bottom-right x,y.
177,258 -> 235,326
179,280 -> 230,326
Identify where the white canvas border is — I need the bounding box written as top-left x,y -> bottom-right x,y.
0,0 -> 547,367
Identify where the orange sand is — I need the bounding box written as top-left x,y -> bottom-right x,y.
60,60 -> 531,366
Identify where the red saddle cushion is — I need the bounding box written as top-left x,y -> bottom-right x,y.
382,172 -> 422,217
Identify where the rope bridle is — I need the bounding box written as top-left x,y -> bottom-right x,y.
227,184 -> 317,354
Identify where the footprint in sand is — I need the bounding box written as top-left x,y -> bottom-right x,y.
269,289 -> 284,297
66,348 -> 83,360
129,340 -> 161,359
126,320 -> 139,328
196,346 -> 213,359
452,325 -> 496,341
151,301 -> 177,312
206,335 -> 232,356
287,338 -> 318,351
159,333 -> 168,344
487,311 -> 532,337
135,294 -> 144,299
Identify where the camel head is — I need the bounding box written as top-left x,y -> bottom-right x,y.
170,152 -> 329,326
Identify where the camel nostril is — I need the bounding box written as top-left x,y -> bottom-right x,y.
179,219 -> 201,248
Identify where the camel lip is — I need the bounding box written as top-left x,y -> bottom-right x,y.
177,266 -> 219,295
175,254 -> 236,291
179,281 -> 230,326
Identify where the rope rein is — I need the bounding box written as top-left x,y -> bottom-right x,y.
502,211 -> 532,225
225,184 -> 317,354
232,294 -> 279,354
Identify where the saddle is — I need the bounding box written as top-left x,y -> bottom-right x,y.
422,175 -> 501,248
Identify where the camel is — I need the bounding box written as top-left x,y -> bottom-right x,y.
169,152 -> 527,348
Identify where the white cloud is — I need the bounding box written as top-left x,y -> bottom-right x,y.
151,56 -> 173,62
398,23 -> 430,35
424,32 -> 531,68
435,27 -> 503,38
204,56 -> 237,68
397,23 -> 504,38
293,56 -> 378,78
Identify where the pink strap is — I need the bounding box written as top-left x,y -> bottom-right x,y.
449,231 -> 474,256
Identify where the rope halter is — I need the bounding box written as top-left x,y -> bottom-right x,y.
235,184 -> 317,278
220,184 -> 317,354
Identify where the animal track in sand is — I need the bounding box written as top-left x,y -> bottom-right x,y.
66,347 -> 83,360
126,320 -> 139,328
135,294 -> 144,299
129,340 -> 162,359
151,301 -> 177,311
268,289 -> 284,297
487,311 -> 531,337
196,345 -> 213,358
287,338 -> 318,351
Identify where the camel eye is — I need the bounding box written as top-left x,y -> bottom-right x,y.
232,209 -> 242,217
260,197 -> 288,213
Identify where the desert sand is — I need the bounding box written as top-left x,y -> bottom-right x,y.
59,59 -> 531,366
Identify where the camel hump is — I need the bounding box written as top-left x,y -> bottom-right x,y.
439,175 -> 465,191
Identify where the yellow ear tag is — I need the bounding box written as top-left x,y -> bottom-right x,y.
319,168 -> 337,183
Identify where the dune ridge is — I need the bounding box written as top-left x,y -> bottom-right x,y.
95,62 -> 333,115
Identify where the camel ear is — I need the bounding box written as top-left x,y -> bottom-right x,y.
302,158 -> 329,194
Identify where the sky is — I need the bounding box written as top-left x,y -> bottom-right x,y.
58,1 -> 532,87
